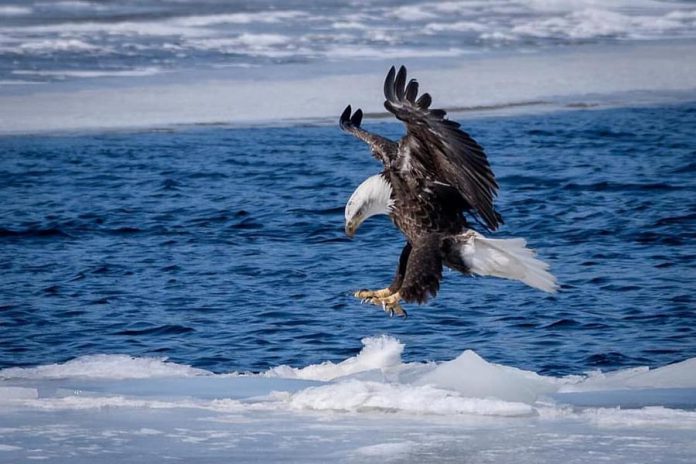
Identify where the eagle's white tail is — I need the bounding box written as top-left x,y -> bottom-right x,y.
458,231 -> 558,293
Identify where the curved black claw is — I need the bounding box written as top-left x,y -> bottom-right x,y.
380,300 -> 407,319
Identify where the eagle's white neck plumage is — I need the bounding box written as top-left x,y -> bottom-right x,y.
345,174 -> 394,223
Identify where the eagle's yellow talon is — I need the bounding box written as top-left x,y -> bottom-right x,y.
354,287 -> 393,300
354,288 -> 405,317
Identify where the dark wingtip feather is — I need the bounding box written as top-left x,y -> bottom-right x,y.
384,66 -> 396,101
339,105 -> 352,129
398,65 -> 407,79
405,79 -> 418,103
395,66 -> 407,101
351,108 -> 363,127
416,93 -> 431,109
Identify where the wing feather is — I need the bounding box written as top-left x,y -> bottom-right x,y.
384,66 -> 396,102
394,66 -> 407,101
416,93 -> 431,110
339,105 -> 397,166
384,66 -> 502,231
405,79 -> 418,103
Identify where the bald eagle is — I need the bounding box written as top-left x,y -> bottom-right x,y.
341,66 -> 557,317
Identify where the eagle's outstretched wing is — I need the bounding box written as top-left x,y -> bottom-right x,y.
384,66 -> 502,231
339,105 -> 397,166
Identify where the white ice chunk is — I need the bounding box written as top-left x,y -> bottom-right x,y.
0,354 -> 210,380
283,379 -> 534,416
414,350 -> 558,403
563,357 -> 696,392
266,335 -> 404,381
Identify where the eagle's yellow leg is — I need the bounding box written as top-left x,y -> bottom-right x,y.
354,287 -> 393,300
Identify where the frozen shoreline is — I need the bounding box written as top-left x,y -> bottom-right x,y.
1,336 -> 695,463
1,41 -> 695,135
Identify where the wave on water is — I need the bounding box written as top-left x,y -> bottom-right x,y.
2,336 -> 695,420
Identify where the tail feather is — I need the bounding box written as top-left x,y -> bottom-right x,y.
459,231 -> 558,293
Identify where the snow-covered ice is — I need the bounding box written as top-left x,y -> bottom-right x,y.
1,336 -> 694,463
1,41 -> 695,135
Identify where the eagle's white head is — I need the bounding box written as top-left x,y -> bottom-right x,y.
344,174 -> 394,237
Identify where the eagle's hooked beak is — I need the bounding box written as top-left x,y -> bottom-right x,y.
345,213 -> 364,238
345,220 -> 356,238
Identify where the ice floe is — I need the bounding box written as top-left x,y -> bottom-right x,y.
1,336 -> 695,462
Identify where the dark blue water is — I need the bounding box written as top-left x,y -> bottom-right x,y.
1,103 -> 694,376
